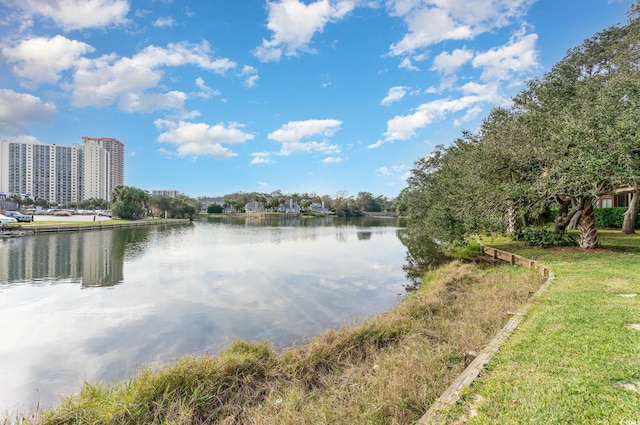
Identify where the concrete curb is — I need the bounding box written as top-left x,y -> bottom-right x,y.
13,219 -> 189,234
417,246 -> 554,424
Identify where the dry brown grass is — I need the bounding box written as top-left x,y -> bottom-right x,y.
31,261 -> 540,425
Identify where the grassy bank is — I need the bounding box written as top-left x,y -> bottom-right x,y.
437,230 -> 640,424
9,262 -> 540,425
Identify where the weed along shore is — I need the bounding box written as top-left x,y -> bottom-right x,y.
8,259 -> 542,424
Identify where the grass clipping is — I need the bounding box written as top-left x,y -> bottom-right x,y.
35,262 -> 540,425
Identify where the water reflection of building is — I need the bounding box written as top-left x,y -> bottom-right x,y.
0,231 -> 123,287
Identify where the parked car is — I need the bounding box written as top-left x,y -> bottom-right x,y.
2,211 -> 33,222
53,210 -> 72,216
0,214 -> 18,224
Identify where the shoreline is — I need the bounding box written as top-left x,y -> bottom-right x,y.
1,218 -> 190,237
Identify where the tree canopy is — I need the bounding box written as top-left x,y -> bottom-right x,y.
401,2 -> 640,249
110,185 -> 149,220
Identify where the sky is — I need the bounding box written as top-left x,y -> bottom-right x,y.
0,0 -> 634,199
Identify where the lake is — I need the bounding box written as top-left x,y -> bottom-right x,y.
0,216 -> 410,413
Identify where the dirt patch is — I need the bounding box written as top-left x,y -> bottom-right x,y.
618,294 -> 638,298
616,381 -> 640,394
625,324 -> 640,331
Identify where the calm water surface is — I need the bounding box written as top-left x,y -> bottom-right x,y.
0,216 -> 409,412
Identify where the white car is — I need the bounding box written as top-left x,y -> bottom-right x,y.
0,214 -> 18,224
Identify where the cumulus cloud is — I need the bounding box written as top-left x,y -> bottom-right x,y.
251,152 -> 274,164
254,0 -> 355,62
154,119 -> 254,159
2,35 -> 95,84
381,86 -> 408,106
72,41 -> 236,110
377,164 -> 408,176
2,135 -> 44,144
472,31 -> 539,81
268,119 -> 342,156
398,57 -> 419,71
7,0 -> 130,31
118,91 -> 187,113
377,164 -> 410,187
153,17 -> 176,27
377,166 -> 392,176
239,65 -> 259,88
387,0 -> 533,56
370,95 -> 483,148
0,89 -> 56,134
194,77 -> 221,99
322,156 -> 343,163
432,48 -> 474,75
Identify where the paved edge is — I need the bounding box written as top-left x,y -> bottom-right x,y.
16,219 -> 189,234
417,246 -> 554,424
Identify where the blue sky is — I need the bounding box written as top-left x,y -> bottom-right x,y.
0,0 -> 633,199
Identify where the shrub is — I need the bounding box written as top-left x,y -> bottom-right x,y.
594,207 -> 640,228
511,228 -> 577,247
207,204 -> 223,214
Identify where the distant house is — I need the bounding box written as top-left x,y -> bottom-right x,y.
198,196 -> 225,211
308,201 -> 330,214
152,189 -> 180,198
245,201 -> 265,213
279,199 -> 301,214
598,186 -> 637,208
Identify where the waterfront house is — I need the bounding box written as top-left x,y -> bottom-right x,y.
245,201 -> 265,213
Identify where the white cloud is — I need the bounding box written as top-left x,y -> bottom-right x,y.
268,119 -> 342,156
194,77 -> 221,99
387,0 -> 533,56
118,90 -> 187,113
472,31 -> 539,81
8,0 -> 130,31
0,89 -> 56,134
459,81 -> 500,100
432,48 -> 474,75
377,166 -> 391,176
153,17 -> 176,27
393,164 -> 409,173
72,41 -> 236,110
134,8 -> 151,18
2,35 -> 95,84
239,65 -> 259,88
390,6 -> 473,56
154,119 -> 254,159
453,106 -> 483,126
2,135 -> 44,144
398,57 -> 419,71
377,164 -> 408,176
381,86 -> 408,106
322,156 -> 343,163
370,95 -> 483,148
251,152 -> 274,164
253,0 -> 355,62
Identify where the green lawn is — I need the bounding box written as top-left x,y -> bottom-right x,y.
439,230 -> 640,424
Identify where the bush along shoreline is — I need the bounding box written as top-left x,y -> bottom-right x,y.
12,261 -> 540,425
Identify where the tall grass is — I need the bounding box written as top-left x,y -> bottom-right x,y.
16,262 -> 541,425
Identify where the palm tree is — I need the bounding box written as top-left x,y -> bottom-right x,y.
8,194 -> 22,208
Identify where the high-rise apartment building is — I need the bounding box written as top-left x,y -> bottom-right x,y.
0,137 -> 124,204
81,137 -> 124,198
